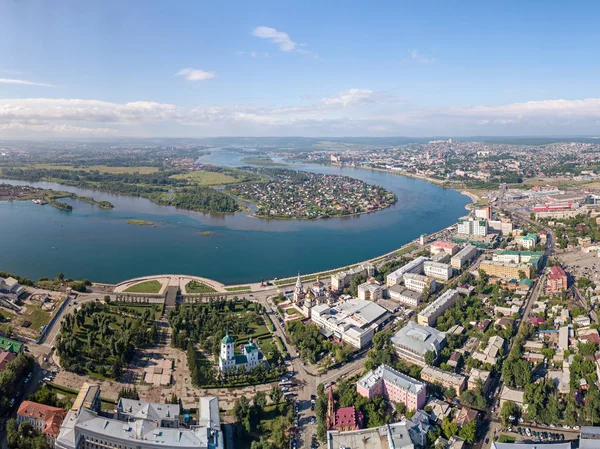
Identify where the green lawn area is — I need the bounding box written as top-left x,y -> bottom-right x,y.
171,170 -> 239,186
285,308 -> 300,316
498,435 -> 516,443
31,164 -> 159,174
397,244 -> 418,255
186,280 -> 217,293
124,280 -> 163,293
225,285 -> 251,292
21,305 -> 51,330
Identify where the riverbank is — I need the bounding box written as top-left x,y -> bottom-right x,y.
0,184 -> 114,211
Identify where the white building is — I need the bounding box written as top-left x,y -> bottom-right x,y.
387,285 -> 422,307
457,217 -> 488,237
424,261 -> 453,281
0,277 -> 25,297
56,385 -> 223,449
417,289 -> 459,326
311,299 -> 389,349
357,282 -> 383,301
404,273 -> 436,293
331,264 -> 375,290
450,245 -> 478,270
218,332 -> 266,373
386,257 -> 430,287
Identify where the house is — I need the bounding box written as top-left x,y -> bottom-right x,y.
425,399 -> 452,423
447,352 -> 462,370
467,368 -> 491,393
0,336 -> 23,353
499,385 -> 525,409
327,385 -> 363,432
17,401 -> 67,444
0,350 -> 17,372
455,407 -> 478,427
472,336 -> 504,366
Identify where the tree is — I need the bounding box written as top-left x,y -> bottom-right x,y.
441,418 -> 458,439
270,385 -> 282,404
253,391 -> 267,413
424,350 -> 436,366
518,270 -> 526,280
459,420 -> 477,443
500,401 -> 518,427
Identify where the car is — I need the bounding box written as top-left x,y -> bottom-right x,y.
9,398 -> 15,407
485,438 -> 489,444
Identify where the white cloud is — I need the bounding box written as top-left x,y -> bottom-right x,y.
2,95 -> 600,138
252,26 -> 297,52
175,68 -> 216,82
410,50 -> 435,64
0,78 -> 54,87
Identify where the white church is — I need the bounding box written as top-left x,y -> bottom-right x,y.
218,331 -> 267,373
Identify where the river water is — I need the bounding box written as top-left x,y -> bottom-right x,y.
0,150 -> 469,284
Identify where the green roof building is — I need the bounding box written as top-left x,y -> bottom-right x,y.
0,336 -> 23,353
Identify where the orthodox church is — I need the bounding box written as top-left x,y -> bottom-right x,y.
218,331 -> 266,373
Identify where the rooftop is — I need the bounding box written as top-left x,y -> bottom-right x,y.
357,364 -> 425,395
419,289 -> 458,319
391,321 -> 446,356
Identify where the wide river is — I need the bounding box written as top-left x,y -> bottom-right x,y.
0,150 -> 469,285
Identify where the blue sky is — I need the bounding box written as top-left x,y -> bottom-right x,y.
1,0 -> 600,138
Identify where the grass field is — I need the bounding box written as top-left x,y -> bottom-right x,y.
124,280 -> 163,293
225,285 -> 251,292
186,280 -> 217,293
20,304 -> 51,331
171,170 -> 239,186
31,164 -> 159,174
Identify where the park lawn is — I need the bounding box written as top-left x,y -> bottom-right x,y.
225,286 -> 251,292
498,435 -> 516,443
186,281 -> 217,293
124,280 -> 163,293
171,170 -> 239,186
285,308 -> 301,316
31,164 -> 159,174
20,305 -> 51,331
397,244 -> 418,256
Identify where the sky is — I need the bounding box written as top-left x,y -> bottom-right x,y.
2,0 -> 600,139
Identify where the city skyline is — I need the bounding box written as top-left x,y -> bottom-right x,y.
3,1 -> 600,138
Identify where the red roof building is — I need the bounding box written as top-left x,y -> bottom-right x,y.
17,401 -> 67,442
547,266 -> 568,294
327,385 -> 363,431
0,350 -> 16,372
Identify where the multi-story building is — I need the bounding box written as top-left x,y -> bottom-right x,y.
488,219 -> 514,236
515,234 -> 538,249
391,321 -> 446,366
420,366 -> 467,394
475,206 -> 492,220
547,265 -> 568,294
386,257 -> 430,287
404,273 -> 436,293
17,401 -> 67,445
467,368 -> 491,393
492,250 -> 543,266
479,261 -> 533,279
311,299 -> 389,349
450,245 -> 478,270
457,217 -> 488,237
357,365 -> 426,411
357,282 -> 383,301
424,261 -> 453,281
387,285 -> 422,307
430,240 -> 459,256
56,385 -> 223,449
331,263 -> 375,290
417,289 -> 459,326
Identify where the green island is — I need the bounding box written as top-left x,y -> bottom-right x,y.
226,167 -> 397,220
186,280 -> 217,293
240,156 -> 289,167
127,219 -> 155,226
0,183 -> 113,211
200,231 -> 211,236
123,280 -> 163,293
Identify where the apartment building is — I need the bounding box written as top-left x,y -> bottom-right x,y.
420,366 -> 467,394
417,289 -> 459,326
357,282 -> 383,301
547,265 -> 568,294
450,245 -> 478,270
457,217 -> 488,237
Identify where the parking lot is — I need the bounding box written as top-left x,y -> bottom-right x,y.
560,249 -> 600,284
